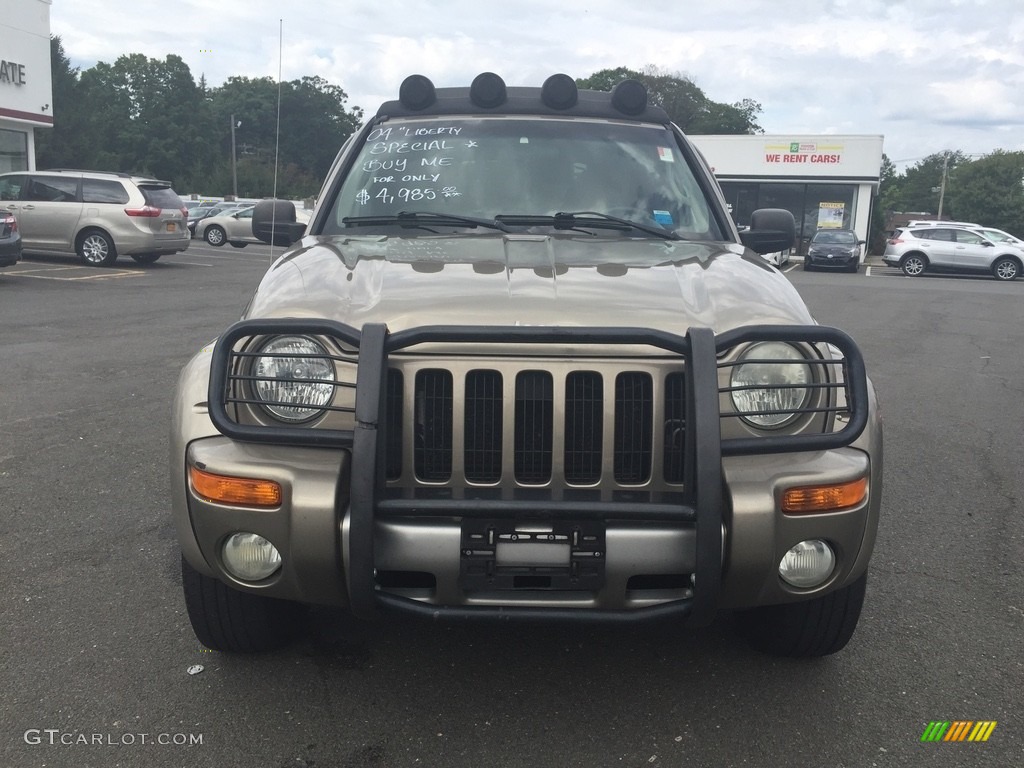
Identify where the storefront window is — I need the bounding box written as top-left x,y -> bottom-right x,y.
719,182 -> 759,228
0,129 -> 29,173
719,181 -> 858,253
804,184 -> 856,231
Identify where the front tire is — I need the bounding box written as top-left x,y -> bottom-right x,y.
900,254 -> 926,277
204,225 -> 226,246
992,256 -> 1020,281
77,230 -> 117,266
737,573 -> 868,657
181,555 -> 305,652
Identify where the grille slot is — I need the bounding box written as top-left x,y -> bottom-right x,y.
514,371 -> 554,484
663,372 -> 686,483
564,371 -> 603,484
414,369 -> 453,481
464,370 -> 503,483
614,372 -> 653,484
385,370 -> 404,481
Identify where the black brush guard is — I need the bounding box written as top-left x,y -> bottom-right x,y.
208,321 -> 869,625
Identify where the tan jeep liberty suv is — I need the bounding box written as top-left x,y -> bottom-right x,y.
171,73 -> 883,657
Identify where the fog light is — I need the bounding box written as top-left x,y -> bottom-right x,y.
779,540 -> 835,588
222,533 -> 282,581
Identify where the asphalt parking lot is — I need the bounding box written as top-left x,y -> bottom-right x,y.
2,242 -> 1021,768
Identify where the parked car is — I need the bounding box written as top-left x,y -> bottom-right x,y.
172,73 -> 883,658
906,219 -> 980,228
195,204 -> 310,247
188,201 -> 254,236
187,202 -> 230,235
967,226 -> 1024,248
804,228 -> 863,272
760,249 -> 790,267
0,209 -> 21,268
908,220 -> 1024,248
883,225 -> 1022,280
0,169 -> 190,266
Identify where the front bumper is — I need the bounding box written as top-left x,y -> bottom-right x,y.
173,321 -> 880,624
806,251 -> 858,268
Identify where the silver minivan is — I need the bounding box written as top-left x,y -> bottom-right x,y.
0,170 -> 190,266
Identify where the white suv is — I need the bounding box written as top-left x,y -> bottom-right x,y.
906,220 -> 1024,248
883,225 -> 1023,280
0,169 -> 190,266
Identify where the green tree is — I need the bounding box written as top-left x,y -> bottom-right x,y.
35,36 -> 89,169
946,151 -> 1024,236
33,48 -> 364,197
205,75 -> 363,197
867,153 -> 900,252
576,66 -> 762,134
893,151 -> 969,215
67,53 -> 212,187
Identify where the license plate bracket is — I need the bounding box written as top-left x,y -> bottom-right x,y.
460,519 -> 605,591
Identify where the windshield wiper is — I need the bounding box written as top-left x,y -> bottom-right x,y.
343,211 -> 510,232
495,211 -> 681,240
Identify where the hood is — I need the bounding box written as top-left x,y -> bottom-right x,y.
243,233 -> 814,336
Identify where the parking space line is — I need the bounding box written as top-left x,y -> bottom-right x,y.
8,268 -> 142,281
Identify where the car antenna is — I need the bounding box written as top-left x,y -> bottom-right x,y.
269,18 -> 284,261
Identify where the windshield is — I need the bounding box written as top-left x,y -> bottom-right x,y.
812,230 -> 856,245
323,116 -> 722,240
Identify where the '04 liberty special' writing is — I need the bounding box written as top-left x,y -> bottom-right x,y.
354,124 -> 477,207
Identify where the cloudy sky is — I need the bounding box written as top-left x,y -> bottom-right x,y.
50,0 -> 1024,172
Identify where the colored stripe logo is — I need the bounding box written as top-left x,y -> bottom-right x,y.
921,721 -> 997,742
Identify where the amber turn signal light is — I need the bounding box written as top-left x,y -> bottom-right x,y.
782,477 -> 868,514
189,466 -> 282,508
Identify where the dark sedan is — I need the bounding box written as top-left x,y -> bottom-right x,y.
0,210 -> 21,268
803,229 -> 863,272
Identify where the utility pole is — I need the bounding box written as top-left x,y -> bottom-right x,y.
936,152 -> 949,220
230,115 -> 239,199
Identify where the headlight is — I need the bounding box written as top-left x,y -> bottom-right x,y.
729,342 -> 812,428
252,336 -> 335,422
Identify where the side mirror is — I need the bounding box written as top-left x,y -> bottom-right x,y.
252,199 -> 306,247
739,208 -> 796,255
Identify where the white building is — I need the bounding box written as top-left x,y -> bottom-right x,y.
0,0 -> 53,172
690,134 -> 884,251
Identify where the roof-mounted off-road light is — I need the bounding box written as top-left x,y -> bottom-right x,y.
611,79 -> 648,115
470,72 -> 507,108
541,73 -> 578,109
399,74 -> 436,110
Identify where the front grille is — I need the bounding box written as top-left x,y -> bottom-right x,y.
389,364 -> 685,488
